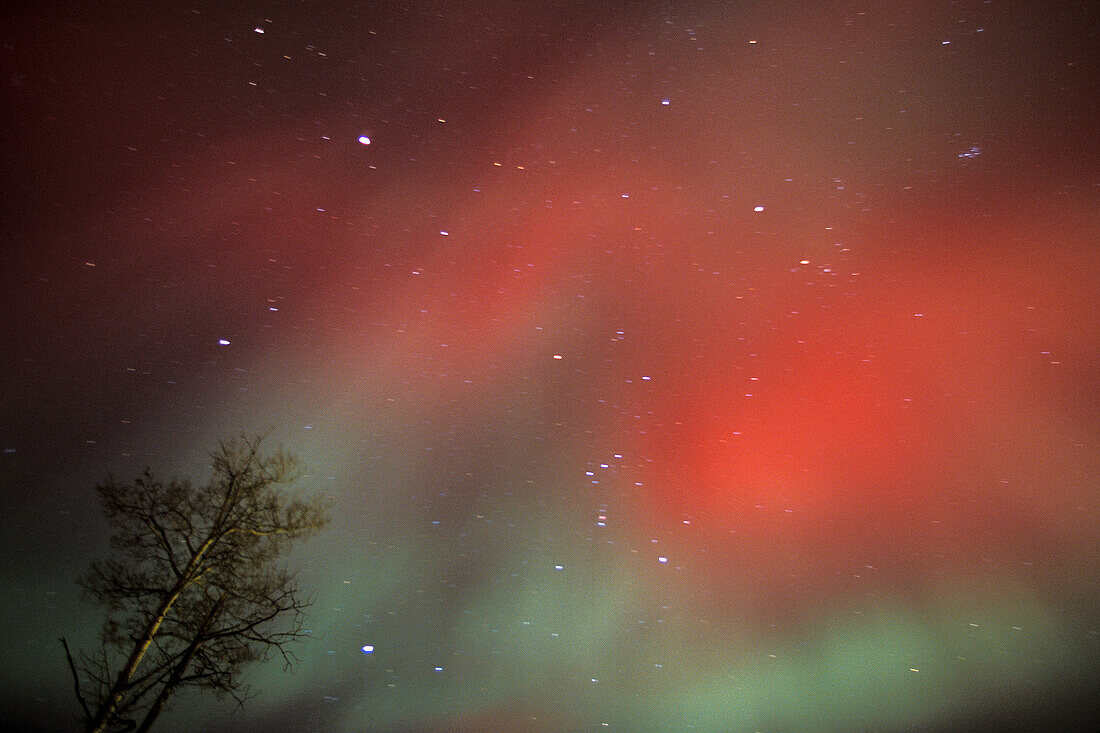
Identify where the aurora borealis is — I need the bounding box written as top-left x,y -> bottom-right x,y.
1,0 -> 1098,730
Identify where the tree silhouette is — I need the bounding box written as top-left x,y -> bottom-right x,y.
62,436 -> 329,732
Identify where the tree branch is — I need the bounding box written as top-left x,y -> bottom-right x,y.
60,637 -> 93,724
144,514 -> 182,579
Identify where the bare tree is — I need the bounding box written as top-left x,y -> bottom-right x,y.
62,436 -> 329,732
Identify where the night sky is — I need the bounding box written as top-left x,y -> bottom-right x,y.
2,1 -> 1098,730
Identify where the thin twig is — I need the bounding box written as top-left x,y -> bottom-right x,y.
60,637 -> 93,723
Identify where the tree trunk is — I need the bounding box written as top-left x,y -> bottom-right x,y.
87,594 -> 176,732
133,639 -> 198,733
87,538 -> 218,733
135,596 -> 222,733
